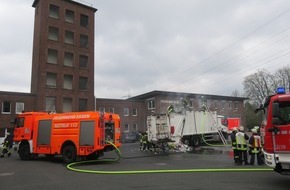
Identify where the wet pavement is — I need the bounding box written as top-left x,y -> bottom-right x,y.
1,142 -> 289,190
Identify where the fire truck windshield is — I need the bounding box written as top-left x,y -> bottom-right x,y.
276,101 -> 290,125
15,117 -> 25,128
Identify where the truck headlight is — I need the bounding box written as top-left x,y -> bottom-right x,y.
266,154 -> 272,160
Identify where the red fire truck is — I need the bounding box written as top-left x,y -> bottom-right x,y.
256,87 -> 290,174
13,111 -> 121,164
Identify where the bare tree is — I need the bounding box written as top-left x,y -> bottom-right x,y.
243,69 -> 276,106
274,66 -> 290,92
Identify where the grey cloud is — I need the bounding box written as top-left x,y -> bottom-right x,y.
1,0 -> 290,99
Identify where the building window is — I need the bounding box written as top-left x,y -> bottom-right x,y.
46,72 -> 57,88
45,97 -> 56,112
198,98 -> 204,108
47,49 -> 58,64
99,107 -> 105,112
2,101 -> 11,114
79,77 -> 88,90
148,100 -> 155,110
124,124 -> 129,132
228,101 -> 232,109
221,101 -> 226,110
79,99 -> 87,111
80,34 -> 88,48
189,99 -> 194,108
109,107 -> 114,113
80,14 -> 89,28
63,98 -> 72,112
65,30 -> 74,45
214,100 -> 218,109
63,75 -> 73,90
207,100 -> 211,108
132,124 -> 138,132
48,26 -> 59,41
235,101 -> 239,110
79,55 -> 88,68
80,14 -> 89,27
64,52 -> 73,67
15,102 -> 25,114
65,9 -> 74,23
124,108 -> 129,116
132,108 -> 137,116
49,4 -> 59,19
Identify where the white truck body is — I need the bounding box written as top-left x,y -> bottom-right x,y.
147,110 -> 227,147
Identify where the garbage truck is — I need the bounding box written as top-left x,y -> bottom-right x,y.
147,102 -> 228,149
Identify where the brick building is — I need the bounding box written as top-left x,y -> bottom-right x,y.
0,0 -> 248,137
95,91 -> 247,133
31,0 -> 97,112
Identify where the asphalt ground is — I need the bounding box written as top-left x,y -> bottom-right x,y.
1,143 -> 290,190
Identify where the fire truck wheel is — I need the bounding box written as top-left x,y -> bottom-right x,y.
182,137 -> 191,146
19,143 -> 33,160
62,145 -> 77,164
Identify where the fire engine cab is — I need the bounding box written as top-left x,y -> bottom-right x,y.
256,87 -> 290,174
13,111 -> 121,164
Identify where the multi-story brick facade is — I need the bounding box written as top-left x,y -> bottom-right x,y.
31,0 -> 96,112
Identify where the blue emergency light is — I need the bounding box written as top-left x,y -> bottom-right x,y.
276,87 -> 286,94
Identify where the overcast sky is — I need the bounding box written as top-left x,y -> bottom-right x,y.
1,0 -> 290,99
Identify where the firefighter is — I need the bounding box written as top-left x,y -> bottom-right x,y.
181,98 -> 189,108
235,126 -> 249,165
139,132 -> 144,150
167,105 -> 174,114
141,132 -> 149,151
253,126 -> 260,135
249,127 -> 263,165
230,127 -> 239,164
1,133 -> 13,158
140,132 -> 149,151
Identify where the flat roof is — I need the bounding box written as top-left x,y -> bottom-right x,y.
128,90 -> 248,101
32,0 -> 97,12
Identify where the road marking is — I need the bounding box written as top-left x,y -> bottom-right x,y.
155,163 -> 167,166
0,173 -> 14,176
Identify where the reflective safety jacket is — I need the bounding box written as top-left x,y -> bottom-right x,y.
141,134 -> 148,144
230,131 -> 237,149
236,131 -> 249,150
249,135 -> 262,154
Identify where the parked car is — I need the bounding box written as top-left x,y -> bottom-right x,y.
121,132 -> 140,143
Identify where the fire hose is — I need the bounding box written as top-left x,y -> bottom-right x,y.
66,141 -> 272,174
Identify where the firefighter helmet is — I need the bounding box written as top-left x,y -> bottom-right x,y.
253,126 -> 259,130
251,128 -> 258,133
